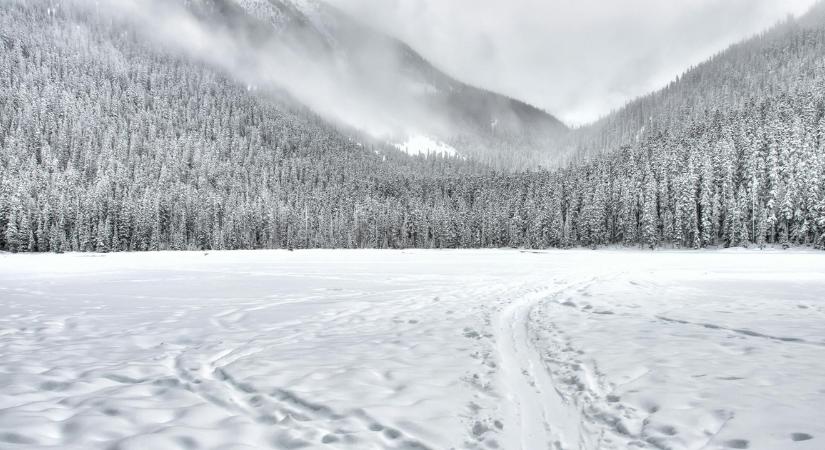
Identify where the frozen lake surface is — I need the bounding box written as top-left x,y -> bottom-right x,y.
0,249 -> 823,450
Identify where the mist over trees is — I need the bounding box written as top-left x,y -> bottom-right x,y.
1,0 -> 824,252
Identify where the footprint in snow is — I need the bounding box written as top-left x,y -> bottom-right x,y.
791,433 -> 813,442
724,439 -> 749,448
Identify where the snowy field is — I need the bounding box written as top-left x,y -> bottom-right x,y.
0,249 -> 823,450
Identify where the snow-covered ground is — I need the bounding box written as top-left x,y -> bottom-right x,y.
0,249 -> 823,450
393,135 -> 458,157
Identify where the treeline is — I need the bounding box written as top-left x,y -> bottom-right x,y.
1,1 -> 824,252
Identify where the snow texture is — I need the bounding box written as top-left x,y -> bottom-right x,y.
393,135 -> 458,157
0,249 -> 823,449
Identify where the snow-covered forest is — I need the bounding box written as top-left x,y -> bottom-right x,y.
1,1 -> 825,253
3,2 -> 825,449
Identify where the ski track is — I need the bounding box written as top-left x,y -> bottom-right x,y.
1,250 -> 824,449
495,282 -> 584,450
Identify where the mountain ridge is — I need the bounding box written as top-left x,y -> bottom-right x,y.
560,0 -> 825,161
191,0 -> 568,169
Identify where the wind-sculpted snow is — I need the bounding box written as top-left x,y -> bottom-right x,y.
0,250 -> 823,449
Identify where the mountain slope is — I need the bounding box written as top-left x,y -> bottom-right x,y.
563,0 -> 825,161
0,0 -> 484,252
189,0 -> 569,169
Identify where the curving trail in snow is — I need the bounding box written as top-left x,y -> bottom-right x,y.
494,284 -> 586,450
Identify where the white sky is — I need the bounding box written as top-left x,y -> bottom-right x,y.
327,0 -> 820,125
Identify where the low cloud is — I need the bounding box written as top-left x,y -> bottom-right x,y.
327,0 -> 819,125
92,0 -> 443,139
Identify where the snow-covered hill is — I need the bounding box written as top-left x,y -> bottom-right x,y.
393,135 -> 458,157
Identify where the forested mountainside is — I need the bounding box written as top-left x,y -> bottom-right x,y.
1,0 -> 824,252
0,0 -> 481,253
564,1 -> 825,160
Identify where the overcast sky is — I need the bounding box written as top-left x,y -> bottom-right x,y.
327,0 -> 820,125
